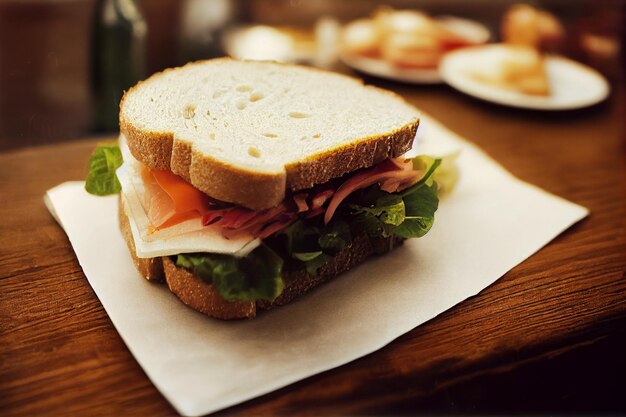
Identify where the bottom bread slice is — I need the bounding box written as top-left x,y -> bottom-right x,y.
119,202 -> 404,319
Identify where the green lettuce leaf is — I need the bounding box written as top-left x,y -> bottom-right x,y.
279,220 -> 321,255
405,156 -> 441,192
350,194 -> 405,225
318,221 -> 351,252
85,144 -> 124,196
293,251 -> 323,262
278,219 -> 353,274
349,193 -> 405,238
305,253 -> 331,275
394,183 -> 439,238
351,212 -> 388,238
348,156 -> 441,239
176,244 -> 284,302
433,151 -> 460,194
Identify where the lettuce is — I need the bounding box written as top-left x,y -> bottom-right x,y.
292,251 -> 323,262
304,253 -> 331,275
280,220 -> 322,256
318,221 -> 351,252
350,194 -> 404,238
394,183 -> 438,238
85,144 -> 124,196
348,156 -> 441,239
410,155 -> 441,188
432,151 -> 460,194
278,220 -> 352,274
176,244 -> 284,302
352,194 -> 405,226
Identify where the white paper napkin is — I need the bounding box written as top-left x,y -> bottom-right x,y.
44,116 -> 588,416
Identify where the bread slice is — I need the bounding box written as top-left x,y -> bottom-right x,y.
120,58 -> 419,210
119,199 -> 403,319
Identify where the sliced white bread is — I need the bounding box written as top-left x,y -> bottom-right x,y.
120,58 -> 419,209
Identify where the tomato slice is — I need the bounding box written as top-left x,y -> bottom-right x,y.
141,168 -> 210,230
151,169 -> 210,214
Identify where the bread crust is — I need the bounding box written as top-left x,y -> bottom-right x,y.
188,149 -> 287,210
119,203 -> 404,319
163,257 -> 257,319
119,58 -> 419,210
121,122 -> 174,171
285,120 -> 418,191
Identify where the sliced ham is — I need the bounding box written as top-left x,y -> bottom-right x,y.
293,193 -> 309,212
237,204 -> 287,229
142,167 -> 213,230
379,172 -> 420,193
202,207 -> 234,226
141,155 -> 427,239
303,207 -> 325,219
212,208 -> 253,228
227,208 -> 261,229
141,167 -> 176,229
311,189 -> 334,209
323,159 -> 424,224
390,157 -> 413,171
257,215 -> 297,239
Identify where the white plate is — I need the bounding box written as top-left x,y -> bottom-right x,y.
341,16 -> 490,85
341,53 -> 442,84
440,44 -> 610,110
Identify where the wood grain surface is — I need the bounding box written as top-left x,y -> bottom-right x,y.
1,80 -> 625,416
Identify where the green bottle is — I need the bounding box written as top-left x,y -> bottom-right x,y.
92,0 -> 147,131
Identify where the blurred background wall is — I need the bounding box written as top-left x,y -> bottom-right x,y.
0,0 -> 181,147
0,0 -> 622,150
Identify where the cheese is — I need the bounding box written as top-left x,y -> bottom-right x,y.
118,158 -> 205,242
116,137 -> 260,258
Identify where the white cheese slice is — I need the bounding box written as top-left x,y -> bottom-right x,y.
118,156 -> 204,242
116,136 -> 260,258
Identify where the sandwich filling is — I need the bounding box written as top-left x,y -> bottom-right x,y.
87,137 -> 444,304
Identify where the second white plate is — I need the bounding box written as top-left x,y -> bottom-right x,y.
440,44 -> 610,110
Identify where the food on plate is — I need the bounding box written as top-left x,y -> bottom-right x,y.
468,44 -> 550,96
501,4 -> 564,52
341,19 -> 380,58
86,58 -> 449,319
342,8 -> 482,69
467,4 -> 564,96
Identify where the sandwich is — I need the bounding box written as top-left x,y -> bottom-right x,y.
86,58 -> 446,319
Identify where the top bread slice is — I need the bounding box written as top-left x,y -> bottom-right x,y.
120,58 -> 419,209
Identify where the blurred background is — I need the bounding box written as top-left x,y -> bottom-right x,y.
0,0 -> 623,150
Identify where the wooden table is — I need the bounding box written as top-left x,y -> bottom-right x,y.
1,79 -> 624,416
